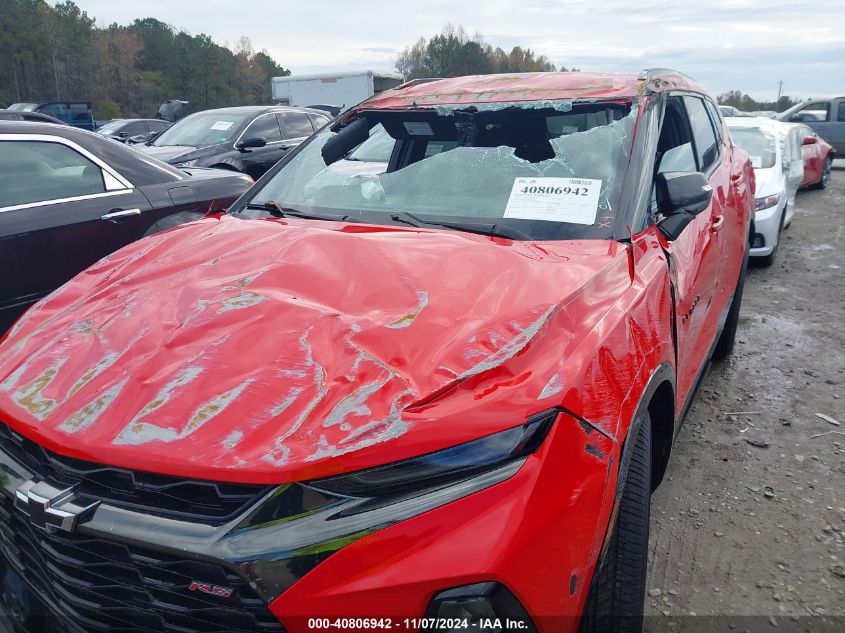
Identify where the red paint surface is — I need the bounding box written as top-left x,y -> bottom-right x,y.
271,412 -> 617,633
800,132 -> 835,187
361,72 -> 700,110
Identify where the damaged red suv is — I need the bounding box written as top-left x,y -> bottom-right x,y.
0,70 -> 754,633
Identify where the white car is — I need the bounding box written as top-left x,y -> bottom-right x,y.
726,117 -> 804,266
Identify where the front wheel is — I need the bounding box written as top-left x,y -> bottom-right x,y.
579,413 -> 652,633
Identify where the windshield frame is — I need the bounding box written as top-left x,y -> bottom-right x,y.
229,98 -> 646,242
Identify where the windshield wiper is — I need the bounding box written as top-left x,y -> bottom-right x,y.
388,211 -> 531,241
244,201 -> 365,223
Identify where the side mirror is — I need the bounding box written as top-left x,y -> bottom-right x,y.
802,136 -> 818,146
236,136 -> 267,150
321,117 -> 371,165
117,131 -> 128,138
656,171 -> 713,241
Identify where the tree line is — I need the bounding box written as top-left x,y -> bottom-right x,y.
716,90 -> 802,113
396,25 -> 569,79
0,0 -> 289,118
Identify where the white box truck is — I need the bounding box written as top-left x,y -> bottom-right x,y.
271,71 -> 403,114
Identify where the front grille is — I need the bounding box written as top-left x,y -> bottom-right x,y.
0,498 -> 286,632
0,422 -> 272,525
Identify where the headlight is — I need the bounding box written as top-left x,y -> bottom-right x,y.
755,194 -> 780,211
226,411 -> 557,602
309,412 -> 555,497
174,159 -> 200,167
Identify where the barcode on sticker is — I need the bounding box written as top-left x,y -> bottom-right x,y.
569,179 -> 593,186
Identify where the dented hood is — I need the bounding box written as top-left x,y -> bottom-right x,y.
0,216 -> 629,482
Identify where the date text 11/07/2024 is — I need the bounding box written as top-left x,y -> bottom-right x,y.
307,618 -> 531,630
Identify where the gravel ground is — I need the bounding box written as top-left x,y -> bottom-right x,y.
645,161 -> 845,632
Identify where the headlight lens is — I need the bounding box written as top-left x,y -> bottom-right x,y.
755,194 -> 780,211
308,411 -> 556,497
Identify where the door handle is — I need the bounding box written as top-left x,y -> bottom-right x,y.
101,208 -> 141,221
710,215 -> 724,233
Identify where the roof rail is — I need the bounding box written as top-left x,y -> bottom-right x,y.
395,78 -> 442,90
638,68 -> 697,83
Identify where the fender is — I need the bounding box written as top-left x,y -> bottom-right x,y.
593,361 -> 674,567
613,361 -> 675,501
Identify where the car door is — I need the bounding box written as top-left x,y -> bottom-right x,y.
0,136 -> 153,329
237,113 -> 286,178
654,95 -> 725,402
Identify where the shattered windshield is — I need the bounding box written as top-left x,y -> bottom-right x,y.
235,100 -> 637,240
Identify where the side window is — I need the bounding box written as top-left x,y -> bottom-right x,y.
243,114 -> 283,143
791,102 -> 830,123
122,121 -> 147,136
703,99 -> 723,146
308,113 -> 330,130
281,112 -> 315,139
656,98 -> 697,175
684,96 -> 719,171
650,97 -> 697,212
0,140 -> 107,208
837,101 -> 845,123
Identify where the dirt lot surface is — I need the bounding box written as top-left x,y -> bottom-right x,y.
645,162 -> 845,632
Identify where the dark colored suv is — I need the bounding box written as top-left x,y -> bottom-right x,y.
137,105 -> 332,179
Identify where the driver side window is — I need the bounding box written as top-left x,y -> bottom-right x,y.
650,97 -> 697,212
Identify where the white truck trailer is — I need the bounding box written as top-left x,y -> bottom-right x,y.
271,71 -> 403,114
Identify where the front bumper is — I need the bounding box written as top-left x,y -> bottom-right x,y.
269,413 -> 618,633
0,412 -> 618,633
750,201 -> 784,257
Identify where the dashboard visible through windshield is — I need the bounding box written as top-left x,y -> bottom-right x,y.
232,100 -> 637,241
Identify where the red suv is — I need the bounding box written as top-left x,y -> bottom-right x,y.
0,70 -> 753,633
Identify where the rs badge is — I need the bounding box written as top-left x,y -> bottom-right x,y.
189,581 -> 234,598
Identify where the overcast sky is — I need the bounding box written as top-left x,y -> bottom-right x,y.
75,0 -> 842,100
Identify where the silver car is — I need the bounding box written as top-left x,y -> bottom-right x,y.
727,117 -> 804,266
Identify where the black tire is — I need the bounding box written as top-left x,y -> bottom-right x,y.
812,156 -> 832,190
712,246 -> 749,360
579,413 -> 652,633
755,205 -> 785,268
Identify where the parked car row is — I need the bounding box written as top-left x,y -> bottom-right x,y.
135,105 -> 331,179
0,121 -> 253,330
725,116 -> 835,265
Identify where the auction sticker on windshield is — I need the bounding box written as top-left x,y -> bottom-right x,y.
504,177 -> 601,224
211,121 -> 234,131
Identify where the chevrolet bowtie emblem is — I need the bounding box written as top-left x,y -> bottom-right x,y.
14,480 -> 100,533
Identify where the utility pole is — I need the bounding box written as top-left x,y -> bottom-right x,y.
776,80 -> 783,111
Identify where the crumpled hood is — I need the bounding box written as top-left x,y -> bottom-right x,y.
0,217 -> 630,482
137,144 -> 219,163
